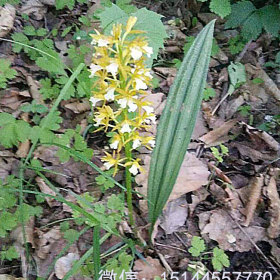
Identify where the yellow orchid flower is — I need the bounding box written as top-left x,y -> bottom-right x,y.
89,16 -> 155,177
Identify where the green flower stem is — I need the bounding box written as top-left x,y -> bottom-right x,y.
124,138 -> 134,227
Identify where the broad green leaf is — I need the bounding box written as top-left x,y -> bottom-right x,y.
132,8 -> 167,65
225,1 -> 256,29
99,5 -> 167,66
209,0 -> 231,18
148,21 -> 215,232
228,62 -> 246,88
241,10 -> 263,40
259,5 -> 280,37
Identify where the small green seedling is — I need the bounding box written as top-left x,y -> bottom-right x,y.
188,236 -> 230,273
211,144 -> 229,163
238,105 -> 251,117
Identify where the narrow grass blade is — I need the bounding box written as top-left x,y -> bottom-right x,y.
93,225 -> 101,280
148,20 -> 215,232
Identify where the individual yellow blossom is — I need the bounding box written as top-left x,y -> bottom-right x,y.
125,159 -> 144,176
109,133 -> 123,151
94,105 -> 117,130
101,151 -> 125,176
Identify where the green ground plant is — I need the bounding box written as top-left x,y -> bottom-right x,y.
0,59 -> 17,89
0,1 -> 232,278
188,236 -> 230,275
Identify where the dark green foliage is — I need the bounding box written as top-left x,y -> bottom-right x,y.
226,2 -> 280,40
0,59 -> 17,89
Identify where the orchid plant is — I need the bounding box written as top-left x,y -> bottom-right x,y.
89,16 -> 155,226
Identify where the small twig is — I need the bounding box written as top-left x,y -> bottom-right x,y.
155,242 -> 189,254
156,251 -> 173,274
174,232 -> 189,250
211,81 -> 229,115
226,210 -> 280,275
0,266 -> 20,272
235,40 -> 253,63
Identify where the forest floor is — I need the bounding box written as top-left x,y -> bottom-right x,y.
0,0 -> 280,279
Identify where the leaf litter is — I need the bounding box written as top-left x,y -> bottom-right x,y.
1,0 -> 280,277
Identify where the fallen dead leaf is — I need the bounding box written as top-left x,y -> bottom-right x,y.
16,140 -> 30,158
55,253 -> 80,279
35,176 -> 60,207
189,188 -> 210,215
208,162 -> 232,185
11,218 -> 35,248
232,142 -> 277,162
0,157 -> 17,180
26,75 -> 45,105
143,92 -> 165,116
135,153 -> 210,213
133,256 -> 165,280
199,119 -> 237,147
191,111 -> 208,140
263,172 -> 280,239
243,122 -> 280,152
0,90 -> 23,111
11,218 -> 35,278
20,0 -> 47,20
243,175 -> 264,227
223,95 -> 245,120
200,209 -> 267,252
0,276 -> 25,280
35,227 -> 62,259
246,64 -> 280,102
64,100 -> 91,114
0,4 -> 15,37
160,196 -> 188,234
269,240 -> 280,263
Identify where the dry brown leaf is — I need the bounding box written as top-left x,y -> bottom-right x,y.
135,153 -> 210,213
143,92 -> 165,116
0,276 -> 26,280
16,140 -> 30,158
191,111 -> 208,140
55,253 -> 80,279
20,0 -> 47,20
133,256 -> 165,280
243,175 -> 264,227
0,90 -> 23,110
243,122 -> 280,152
200,209 -> 267,252
0,158 -> 11,179
264,173 -> 280,239
199,119 -> 237,147
232,142 -> 277,162
160,196 -> 188,234
11,218 -> 35,278
11,218 -> 35,248
269,240 -> 280,263
153,67 -> 177,77
35,227 -> 62,259
189,187 -> 210,215
0,4 -> 15,37
34,229 -> 68,278
35,176 -> 60,207
64,100 -> 91,114
223,95 -> 245,120
208,162 -> 232,184
245,64 -> 280,102
26,75 -> 45,105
